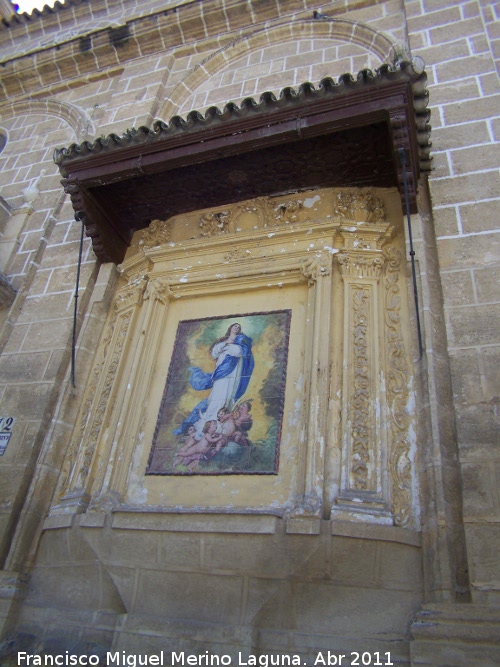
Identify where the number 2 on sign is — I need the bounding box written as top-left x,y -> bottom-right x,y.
0,417 -> 14,432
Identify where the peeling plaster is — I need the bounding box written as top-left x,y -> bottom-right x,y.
304,195 -> 321,208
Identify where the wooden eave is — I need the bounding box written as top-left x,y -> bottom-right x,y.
54,64 -> 431,264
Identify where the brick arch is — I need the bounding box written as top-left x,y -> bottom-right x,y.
156,18 -> 394,121
0,99 -> 94,140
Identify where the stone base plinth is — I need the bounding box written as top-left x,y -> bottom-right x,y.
410,603 -> 500,666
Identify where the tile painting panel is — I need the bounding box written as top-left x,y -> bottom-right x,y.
147,310 -> 291,475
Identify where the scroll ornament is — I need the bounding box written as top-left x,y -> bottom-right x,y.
301,253 -> 332,284
351,286 -> 371,490
77,309 -> 133,485
384,246 -> 413,528
58,310 -> 117,498
144,277 -> 170,304
337,252 -> 385,279
137,219 -> 172,249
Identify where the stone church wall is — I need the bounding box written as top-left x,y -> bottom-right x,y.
0,0 -> 498,665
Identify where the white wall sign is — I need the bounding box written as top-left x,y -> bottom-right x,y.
0,417 -> 14,455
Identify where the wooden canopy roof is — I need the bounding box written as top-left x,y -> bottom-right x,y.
54,62 -> 431,264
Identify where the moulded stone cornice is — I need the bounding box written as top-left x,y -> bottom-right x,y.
119,220 -> 339,300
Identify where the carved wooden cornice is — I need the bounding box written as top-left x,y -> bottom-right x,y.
54,64 -> 430,264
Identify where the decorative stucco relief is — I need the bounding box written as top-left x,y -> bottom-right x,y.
351,285 -> 371,491
77,309 -> 132,486
334,222 -> 416,528
223,247 -> 252,263
143,276 -> 171,304
332,191 -> 385,222
57,276 -> 148,507
137,218 -> 172,249
337,252 -> 385,279
199,210 -> 231,236
383,245 -> 414,529
198,197 -> 303,235
301,253 -> 332,284
130,188 -> 387,251
51,187 -> 416,528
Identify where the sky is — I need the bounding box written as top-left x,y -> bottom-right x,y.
15,0 -> 60,13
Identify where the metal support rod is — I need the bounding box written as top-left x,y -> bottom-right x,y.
71,214 -> 85,388
399,147 -> 424,359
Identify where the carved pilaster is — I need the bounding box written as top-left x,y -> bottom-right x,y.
102,276 -> 172,500
350,285 -> 371,491
54,277 -> 147,513
333,223 -> 393,524
296,251 -> 333,518
383,246 -> 414,528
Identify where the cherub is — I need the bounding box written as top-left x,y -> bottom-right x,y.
173,425 -> 199,467
217,407 -> 237,440
232,400 -> 253,446
175,420 -> 223,469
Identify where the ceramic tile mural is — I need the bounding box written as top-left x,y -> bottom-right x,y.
147,310 -> 291,475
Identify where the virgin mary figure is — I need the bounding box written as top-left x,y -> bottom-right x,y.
175,323 -> 255,436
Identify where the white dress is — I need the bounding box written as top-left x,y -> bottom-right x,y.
194,340 -> 244,431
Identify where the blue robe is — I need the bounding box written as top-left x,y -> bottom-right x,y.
174,334 -> 254,435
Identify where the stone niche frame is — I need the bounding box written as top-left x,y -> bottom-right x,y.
49,187 -> 419,535
53,215 -> 332,522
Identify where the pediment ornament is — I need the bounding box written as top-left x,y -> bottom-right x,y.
137,219 -> 172,249
332,191 -> 385,222
200,210 -> 231,236
135,190 -> 387,251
